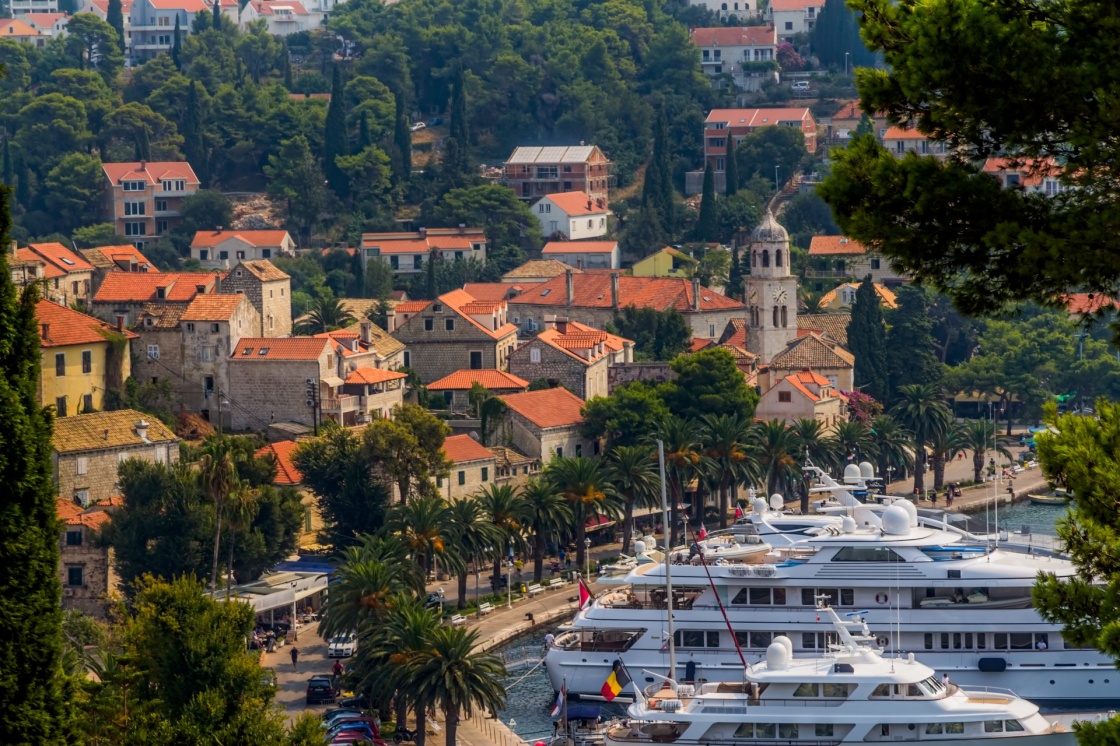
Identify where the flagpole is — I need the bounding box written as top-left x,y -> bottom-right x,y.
561,675 -> 568,744
658,440 -> 677,683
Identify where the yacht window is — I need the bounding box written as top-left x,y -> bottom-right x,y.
841,588 -> 854,605
773,588 -> 786,604
755,724 -> 775,738
733,724 -> 754,738
907,684 -> 923,697
1005,720 -> 1025,732
977,633 -> 986,649
793,683 -> 818,697
778,724 -> 798,739
995,633 -> 1007,649
815,724 -> 834,737
749,587 -> 772,605
880,724 -> 890,737
946,723 -> 965,734
1010,633 -> 1033,650
923,676 -> 945,692
941,633 -> 950,649
832,546 -> 904,562
984,720 -> 1004,733
925,724 -> 944,734
822,683 -> 850,698
735,631 -> 781,648
801,588 -> 854,606
953,633 -> 962,649
924,633 -> 933,650
674,631 -> 719,648
803,632 -> 826,649
870,684 -> 891,698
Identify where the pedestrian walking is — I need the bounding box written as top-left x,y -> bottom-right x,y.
289,646 -> 300,671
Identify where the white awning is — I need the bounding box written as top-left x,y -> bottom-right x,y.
321,376 -> 344,388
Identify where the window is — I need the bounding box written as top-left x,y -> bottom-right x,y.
67,566 -> 83,586
155,199 -> 168,211
445,318 -> 455,331
458,470 -> 466,485
156,34 -> 170,45
443,391 -> 454,405
186,323 -> 195,332
870,258 -> 881,269
161,179 -> 185,191
778,390 -> 791,403
66,530 -> 83,546
204,376 -> 214,394
209,323 -> 219,333
122,180 -> 145,192
55,352 -> 65,376
83,394 -> 93,413
157,219 -> 168,233
536,166 -> 558,179
235,250 -> 245,260
539,203 -> 551,213
481,467 -> 489,482
201,346 -> 215,361
674,630 -> 719,648
793,683 -> 818,697
414,254 -> 424,269
469,351 -> 483,369
784,20 -> 793,29
530,348 -> 541,363
801,588 -> 854,606
198,249 -> 209,260
147,344 -> 160,359
555,447 -> 563,458
403,351 -> 410,368
832,546 -> 904,562
124,201 -> 146,216
575,444 -> 583,457
125,222 -> 147,236
74,489 -> 89,506
76,456 -> 88,476
424,318 -> 434,331
390,256 -> 399,270
733,631 -> 782,648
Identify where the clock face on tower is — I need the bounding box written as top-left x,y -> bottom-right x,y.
772,287 -> 787,303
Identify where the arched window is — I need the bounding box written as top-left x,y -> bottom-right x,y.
781,305 -> 788,327
773,306 -> 779,328
776,249 -> 783,267
721,1 -> 727,8
762,250 -> 770,267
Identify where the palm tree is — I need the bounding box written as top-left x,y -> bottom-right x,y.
407,626 -> 507,746
298,294 -> 354,334
368,601 -> 443,746
833,420 -> 878,465
959,418 -> 1013,483
476,483 -> 527,587
545,457 -> 619,572
445,497 -> 502,609
890,383 -> 953,495
868,414 -> 914,486
320,535 -> 425,639
385,493 -> 458,576
647,416 -> 703,547
603,445 -> 657,551
199,436 -> 238,598
223,480 -> 257,598
699,414 -> 755,528
928,422 -> 968,491
751,420 -> 801,499
518,478 -> 572,581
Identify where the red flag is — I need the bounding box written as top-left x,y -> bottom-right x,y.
578,576 -> 593,609
734,505 -> 744,519
697,524 -> 707,540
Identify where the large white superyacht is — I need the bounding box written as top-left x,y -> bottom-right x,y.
545,464 -> 1120,707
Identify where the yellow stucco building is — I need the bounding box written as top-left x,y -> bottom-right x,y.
630,247 -> 698,278
37,300 -> 135,417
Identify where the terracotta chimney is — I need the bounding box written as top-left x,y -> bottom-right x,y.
565,269 -> 574,307
418,227 -> 427,239
692,278 -> 701,312
8,240 -> 16,256
556,318 -> 568,334
116,315 -> 125,331
139,161 -> 147,171
610,273 -> 619,309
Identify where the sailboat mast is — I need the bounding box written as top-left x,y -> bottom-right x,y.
658,440 -> 677,680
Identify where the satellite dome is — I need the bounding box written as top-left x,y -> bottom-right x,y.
882,505 -> 911,536
766,640 -> 790,670
859,461 -> 875,480
769,494 -> 784,510
843,464 -> 862,483
893,498 -> 919,527
634,540 -> 647,554
751,209 -> 789,243
775,634 -> 793,658
752,497 -> 769,514
841,515 -> 857,533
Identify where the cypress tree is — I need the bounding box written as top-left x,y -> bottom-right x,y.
134,127 -> 151,162
172,15 -> 181,68
213,0 -> 221,28
392,91 -> 411,183
183,81 -> 207,186
724,133 -> 738,196
885,284 -> 943,395
695,162 -> 718,242
846,274 -> 889,403
445,64 -> 472,183
324,66 -> 350,200
1,139 -> 13,188
651,109 -> 673,234
0,176 -> 77,742
728,244 -> 743,300
358,111 -> 372,151
107,0 -> 125,52
425,249 -> 437,300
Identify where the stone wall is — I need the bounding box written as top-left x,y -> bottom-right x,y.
496,411 -> 597,464
436,456 -> 498,501
220,271 -> 292,337
607,362 -> 676,394
228,357 -> 327,431
55,440 -> 179,506
508,303 -> 740,342
398,337 -> 516,385
59,524 -> 114,618
134,326 -> 187,406
509,339 -> 596,399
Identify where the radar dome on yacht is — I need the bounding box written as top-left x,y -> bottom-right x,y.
752,497 -> 768,514
894,498 -> 919,527
765,640 -> 789,670
634,540 -> 646,553
769,494 -> 784,510
841,515 -> 857,534
843,463 -> 861,483
859,461 -> 875,480
882,505 -> 911,536
775,635 -> 793,658
644,535 -> 656,547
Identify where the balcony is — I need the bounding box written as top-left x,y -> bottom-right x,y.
322,395 -> 360,413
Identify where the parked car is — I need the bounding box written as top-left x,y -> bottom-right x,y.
306,675 -> 337,705
410,122 -> 426,132
328,633 -> 357,658
790,80 -> 810,90
338,694 -> 372,710
322,708 -> 365,722
328,723 -> 378,741
426,116 -> 443,126
329,735 -> 376,745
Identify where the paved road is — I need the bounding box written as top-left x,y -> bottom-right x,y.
266,619 -> 338,722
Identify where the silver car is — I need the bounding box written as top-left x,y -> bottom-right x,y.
327,633 -> 357,658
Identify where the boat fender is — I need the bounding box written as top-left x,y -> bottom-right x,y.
875,592 -> 889,605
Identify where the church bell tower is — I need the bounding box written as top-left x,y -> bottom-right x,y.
744,210 -> 798,364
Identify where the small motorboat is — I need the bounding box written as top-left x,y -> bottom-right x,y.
1029,492 -> 1071,506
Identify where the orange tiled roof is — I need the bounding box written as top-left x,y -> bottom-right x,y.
345,367 -> 407,385
360,229 -> 484,254
37,299 -> 138,347
819,282 -> 897,310
532,321 -> 631,365
499,387 -> 585,429
102,161 -> 200,186
0,19 -> 40,36
981,157 -> 1064,187
255,440 -> 302,485
690,337 -> 714,352
15,248 -> 62,278
541,241 -> 618,255
512,274 -> 744,312
81,245 -> 158,271
428,369 -> 530,391
394,300 -> 431,314
191,230 -> 291,248
791,369 -> 832,387
461,283 -> 528,301
442,434 -> 495,464
251,0 -> 310,13
784,375 -> 819,402
22,12 -> 68,28
460,300 -> 505,314
86,0 -> 133,12
502,260 -> 579,281
543,191 -> 608,216
1062,293 -> 1118,315
93,272 -> 220,303
808,236 -> 866,256
690,26 -> 775,47
232,337 -> 329,360
180,294 -> 247,321
436,289 -> 519,340
883,126 -> 926,140
770,0 -> 825,10
56,498 -> 114,529
234,259 -> 289,282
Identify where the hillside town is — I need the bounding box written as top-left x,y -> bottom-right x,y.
2,0 -> 1120,743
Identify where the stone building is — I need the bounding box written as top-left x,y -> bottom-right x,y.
496,387 -> 598,463
427,369 -> 530,411
339,367 -> 407,424
218,259 -> 292,337
255,440 -> 322,547
437,434 -> 498,501
490,445 -> 540,486
178,294 -> 260,428
360,227 -> 488,278
508,319 -> 633,400
57,497 -> 116,618
17,242 -> 95,307
754,369 -> 845,428
189,230 -> 297,270
226,337 -> 339,432
762,333 -> 855,392
390,289 -> 519,384
79,244 -> 159,296
744,210 -> 799,364
52,409 -> 180,507
315,321 -> 405,371
507,271 -> 744,339
501,259 -> 579,285
91,271 -> 221,327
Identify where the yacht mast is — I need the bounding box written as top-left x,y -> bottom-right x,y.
657,440 -> 677,681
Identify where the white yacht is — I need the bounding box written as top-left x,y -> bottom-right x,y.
603,606 -> 1088,746
546,464 -> 1119,707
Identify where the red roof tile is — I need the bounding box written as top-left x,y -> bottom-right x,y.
883,126 -> 925,140
190,230 -> 292,248
442,434 -> 495,464
981,157 -> 1064,187
15,248 -> 62,278
512,274 -> 744,312
102,161 -> 200,186
690,26 -> 775,47
360,230 -> 484,254
345,367 -> 407,385
690,337 -> 714,352
770,0 -> 824,10
438,289 -> 519,340
541,241 -> 618,255
784,375 -> 819,402
37,299 -> 137,347
87,244 -> 158,271
93,272 -> 220,303
428,370 -> 530,391
461,283 -> 529,301
808,236 -> 867,256
542,191 -> 608,216
394,300 -> 431,314
499,388 -> 586,429
255,441 -> 302,485
250,0 -> 309,13
22,12 -> 69,27
532,321 -> 631,365
56,497 -> 114,529
232,337 -> 330,360
1063,293 -> 1118,315
180,294 -> 248,321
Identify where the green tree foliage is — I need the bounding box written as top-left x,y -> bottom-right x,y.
445,497 -> 502,602
810,0 -> 879,69
890,383 -> 951,494
292,426 -> 391,542
63,14 -> 124,85
546,457 -> 619,570
335,145 -> 393,208
663,347 -> 759,421
324,66 -> 349,200
424,184 -> 540,272
779,193 -> 839,249
642,108 -> 674,234
717,192 -> 761,245
581,381 -> 670,447
363,257 -> 394,300
72,223 -> 127,248
517,479 -> 572,581
0,176 -> 78,743
265,135 -> 326,241
735,125 -> 808,186
106,0 -> 125,52
885,285 -> 943,398
607,305 -> 691,361
43,152 -> 104,234
172,15 -> 181,68
363,405 -> 451,504
846,275 -> 889,402
178,189 -> 233,233
694,162 -> 718,242
392,90 -> 412,184
868,413 -> 913,484
235,20 -> 283,84
181,81 -> 206,185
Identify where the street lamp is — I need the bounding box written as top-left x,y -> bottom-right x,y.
584,537 -> 592,579
844,52 -> 850,76
505,560 -> 513,609
508,718 -> 517,746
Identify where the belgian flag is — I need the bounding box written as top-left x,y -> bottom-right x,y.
600,659 -> 632,701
